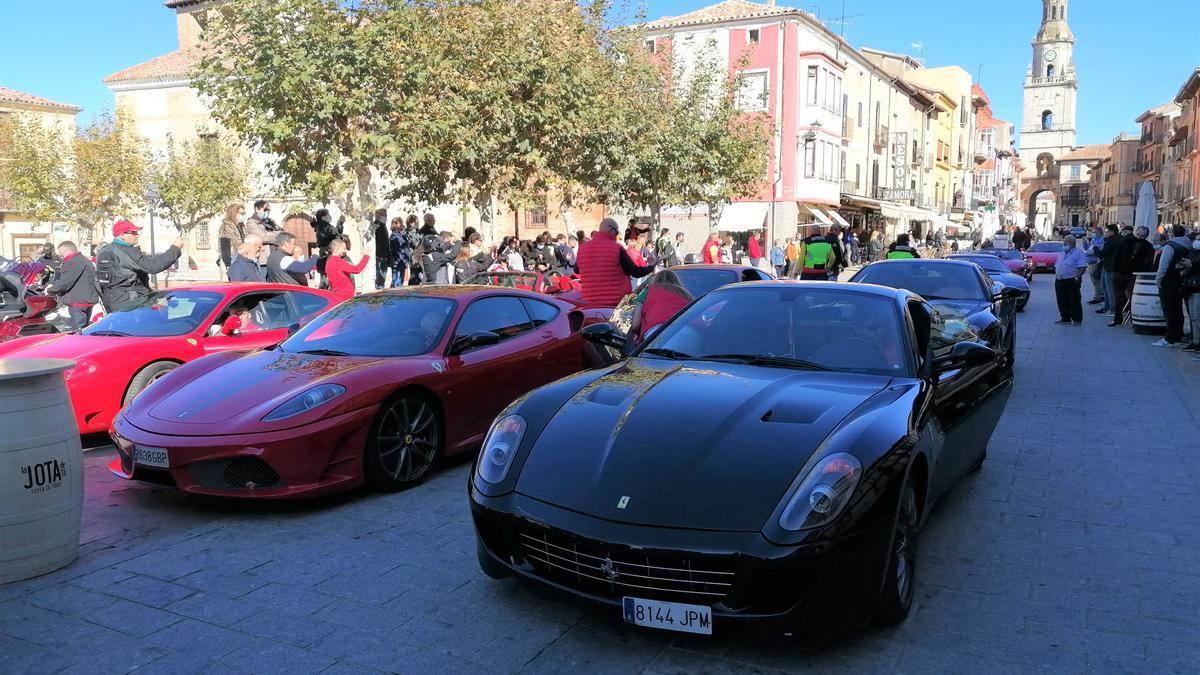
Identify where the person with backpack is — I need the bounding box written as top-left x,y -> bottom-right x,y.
1177,237 -> 1200,352
1153,224 -> 1193,347
96,220 -> 183,313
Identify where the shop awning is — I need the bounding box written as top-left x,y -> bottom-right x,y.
880,203 -> 905,221
802,203 -> 834,226
827,210 -> 853,229
717,201 -> 769,232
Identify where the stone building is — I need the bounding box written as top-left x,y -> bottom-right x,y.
1174,69 -> 1200,225
0,87 -> 81,261
1134,103 -> 1181,225
1087,133 -> 1139,227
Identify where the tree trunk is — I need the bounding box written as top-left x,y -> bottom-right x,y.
707,200 -> 722,233
475,192 -> 495,246
650,201 -> 662,239
558,201 -> 577,235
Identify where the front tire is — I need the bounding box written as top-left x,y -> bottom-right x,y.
363,392 -> 442,491
875,476 -> 919,626
123,361 -> 177,407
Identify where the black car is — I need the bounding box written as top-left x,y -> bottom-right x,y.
471,282 -> 1012,634
850,259 -> 1020,370
946,254 -> 1032,312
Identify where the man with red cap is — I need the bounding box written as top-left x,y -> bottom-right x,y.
577,217 -> 656,308
95,220 -> 184,312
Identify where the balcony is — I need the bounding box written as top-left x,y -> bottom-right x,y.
1061,196 -> 1089,208
1029,76 -> 1070,86
842,117 -> 855,143
873,125 -> 889,150
841,179 -> 861,195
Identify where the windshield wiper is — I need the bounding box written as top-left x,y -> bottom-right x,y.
641,347 -> 693,360
698,353 -> 830,371
86,330 -> 131,337
294,348 -> 351,357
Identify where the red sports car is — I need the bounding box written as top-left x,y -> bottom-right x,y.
1025,241 -> 1065,273
108,286 -> 603,499
463,270 -> 582,301
0,283 -> 339,434
975,248 -> 1033,280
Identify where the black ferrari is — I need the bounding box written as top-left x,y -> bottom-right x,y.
850,259 -> 1022,371
470,282 -> 1012,634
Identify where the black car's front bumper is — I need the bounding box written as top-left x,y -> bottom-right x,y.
471,489 -> 893,632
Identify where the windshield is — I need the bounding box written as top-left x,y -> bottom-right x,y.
641,286 -> 907,376
669,269 -> 742,297
954,256 -> 1009,274
852,262 -> 988,302
83,291 -> 222,337
981,249 -> 1021,260
464,272 -> 543,291
280,294 -> 456,357
1029,242 -> 1064,253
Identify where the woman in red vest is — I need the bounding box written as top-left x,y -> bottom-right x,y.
577,218 -> 657,308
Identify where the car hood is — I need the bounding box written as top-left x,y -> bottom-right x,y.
514,358 -> 890,532
988,272 -> 1030,290
144,349 -> 386,425
0,333 -> 156,360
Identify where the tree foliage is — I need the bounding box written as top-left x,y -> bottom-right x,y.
0,110 -> 147,242
152,134 -> 249,236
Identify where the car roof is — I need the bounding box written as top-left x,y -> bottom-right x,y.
667,264 -> 756,272
717,278 -> 917,302
859,258 -> 981,270
163,282 -> 338,296
367,285 -> 547,302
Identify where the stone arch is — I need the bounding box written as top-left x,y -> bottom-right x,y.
1027,188 -> 1059,235
1036,152 -> 1055,176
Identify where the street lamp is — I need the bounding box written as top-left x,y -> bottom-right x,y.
145,184 -> 161,288
802,120 -> 822,145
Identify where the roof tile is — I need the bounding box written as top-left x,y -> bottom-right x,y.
1058,144 -> 1110,162
103,49 -> 202,85
644,0 -> 795,30
0,85 -> 81,112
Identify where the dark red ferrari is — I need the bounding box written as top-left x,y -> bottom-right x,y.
0,283 -> 340,433
109,286 -> 600,498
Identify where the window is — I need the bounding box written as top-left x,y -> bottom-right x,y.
1046,64 -> 1055,78
842,94 -> 848,120
960,96 -> 967,125
1070,164 -> 1081,180
855,164 -> 861,190
529,199 -> 547,226
1041,110 -> 1053,131
456,297 -> 533,342
83,291 -> 223,338
807,66 -> 819,105
245,293 -> 297,331
521,298 -> 559,326
857,101 -> 863,128
748,29 -> 760,44
643,39 -> 656,54
737,71 -> 769,111
283,296 -> 456,357
290,291 -> 331,320
874,101 -> 881,128
804,142 -> 816,178
840,150 -> 846,183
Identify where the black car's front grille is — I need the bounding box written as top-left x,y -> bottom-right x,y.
517,528 -> 734,606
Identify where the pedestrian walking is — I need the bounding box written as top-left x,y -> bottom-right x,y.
388,218 -> 411,287
670,232 -> 685,267
747,229 -> 765,269
45,241 -> 97,331
95,220 -> 184,313
1111,225 -> 1153,326
1152,224 -> 1192,347
325,236 -> 369,301
577,218 -> 656,308
1054,234 -> 1088,325
702,233 -> 720,264
1178,238 -> 1200,351
770,239 -> 786,277
371,209 -> 391,290
1085,226 -> 1106,305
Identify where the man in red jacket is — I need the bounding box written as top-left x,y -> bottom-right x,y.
578,218 -> 657,307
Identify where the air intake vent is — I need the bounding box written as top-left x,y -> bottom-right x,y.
222,457 -> 281,489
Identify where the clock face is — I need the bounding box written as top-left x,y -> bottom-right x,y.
1045,49 -> 1057,62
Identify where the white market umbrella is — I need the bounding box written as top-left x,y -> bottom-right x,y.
1134,181 -> 1157,233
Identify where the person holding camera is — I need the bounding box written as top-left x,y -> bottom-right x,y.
243,200 -> 280,264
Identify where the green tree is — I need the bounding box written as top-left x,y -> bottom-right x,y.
151,134 -> 249,241
194,0 -> 403,239
1,110 -> 147,243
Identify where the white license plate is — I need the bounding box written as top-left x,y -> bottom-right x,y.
622,596 -> 712,635
133,445 -> 170,468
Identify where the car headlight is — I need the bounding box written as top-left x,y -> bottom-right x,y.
63,358 -> 99,380
476,414 -> 526,484
779,452 -> 862,531
262,384 -> 345,422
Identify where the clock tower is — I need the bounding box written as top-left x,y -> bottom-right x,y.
1019,0 -> 1078,177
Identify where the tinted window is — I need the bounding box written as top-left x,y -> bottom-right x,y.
281,295 -> 455,357
291,292 -> 331,319
643,287 -> 907,376
985,249 -> 1022,260
521,298 -> 559,327
852,262 -> 988,301
213,292 -> 292,333
953,256 -> 1008,274
670,269 -> 740,297
1029,242 -> 1064,253
456,297 -> 532,340
84,291 -> 222,337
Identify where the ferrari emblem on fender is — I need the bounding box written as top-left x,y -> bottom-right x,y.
600,557 -> 620,581
617,495 -> 630,509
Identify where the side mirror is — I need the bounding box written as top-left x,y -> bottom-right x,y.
993,286 -> 1024,302
287,322 -> 301,337
933,341 -> 997,373
449,330 -> 501,355
581,323 -> 626,351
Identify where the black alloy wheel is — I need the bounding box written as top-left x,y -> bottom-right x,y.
364,393 -> 442,491
876,475 -> 919,625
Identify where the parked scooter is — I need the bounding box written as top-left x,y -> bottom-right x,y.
0,257 -> 71,342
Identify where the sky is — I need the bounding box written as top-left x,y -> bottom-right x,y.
1,0 -> 1197,146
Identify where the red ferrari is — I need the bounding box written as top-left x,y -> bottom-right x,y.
462,270 -> 582,301
0,283 -> 340,434
108,286 -> 603,499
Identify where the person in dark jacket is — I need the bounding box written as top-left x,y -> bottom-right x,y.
46,241 -> 98,330
265,232 -> 316,285
420,232 -> 459,285
371,208 -> 391,289
419,212 -> 438,236
227,236 -> 266,282
886,233 -> 921,259
311,209 -> 341,256
388,218 -> 411,287
1095,224 -> 1122,315
1111,225 -> 1153,326
96,220 -> 183,313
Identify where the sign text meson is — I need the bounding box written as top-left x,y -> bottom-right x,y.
21,460 -> 67,493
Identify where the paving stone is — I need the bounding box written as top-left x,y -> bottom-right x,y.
99,573 -> 195,608
163,591 -> 263,627
85,597 -> 184,637
146,617 -> 257,661
220,638 -> 338,675
231,607 -> 339,648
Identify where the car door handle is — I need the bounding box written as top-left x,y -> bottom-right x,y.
540,330 -> 554,338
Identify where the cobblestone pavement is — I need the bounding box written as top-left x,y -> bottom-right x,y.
2,274 -> 1198,674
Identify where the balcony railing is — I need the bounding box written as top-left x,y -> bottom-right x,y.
1029,76 -> 1070,86
841,180 -> 861,195
873,125 -> 889,149
1061,197 -> 1089,207
842,117 -> 855,143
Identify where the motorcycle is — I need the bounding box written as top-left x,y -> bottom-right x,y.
0,257 -> 71,342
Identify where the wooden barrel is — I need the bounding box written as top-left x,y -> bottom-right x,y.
0,359 -> 82,584
1131,272 -> 1166,335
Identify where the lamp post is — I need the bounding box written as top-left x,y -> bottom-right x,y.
145,184 -> 161,289
800,122 -> 821,236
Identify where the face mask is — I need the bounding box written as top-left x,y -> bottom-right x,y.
261,211 -> 270,219
237,215 -> 246,224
